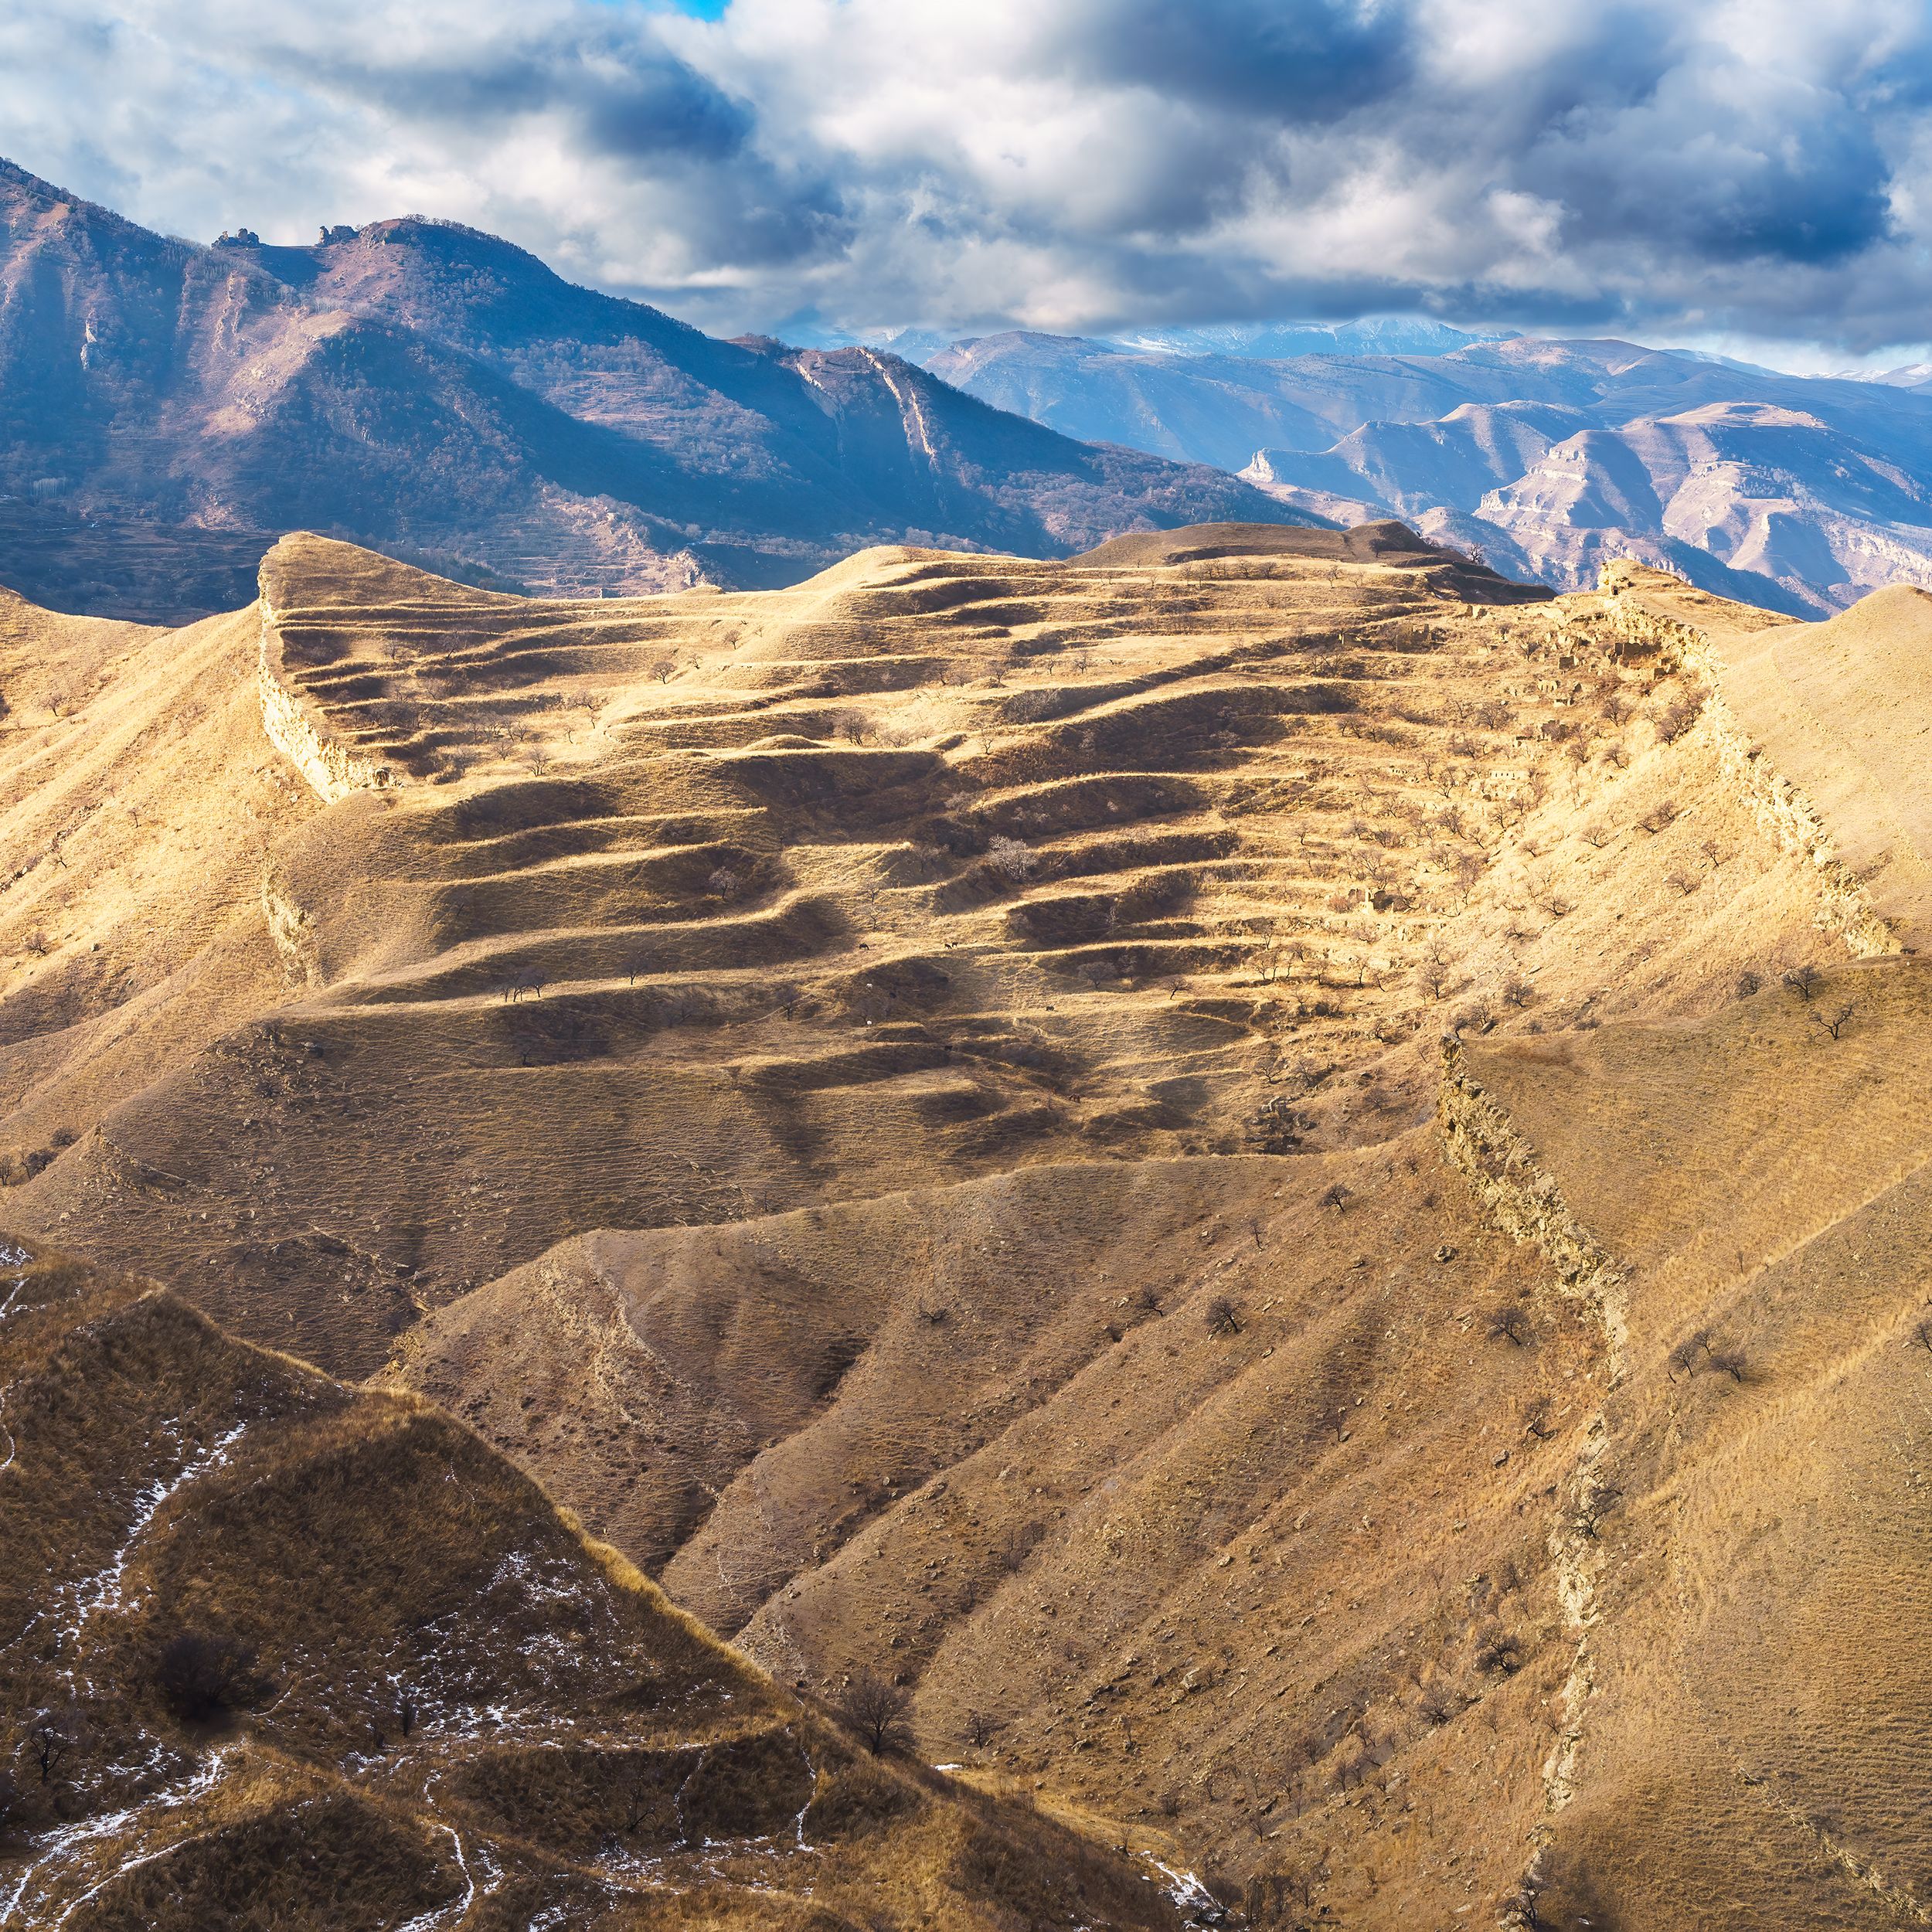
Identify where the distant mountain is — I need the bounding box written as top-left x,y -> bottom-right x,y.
0,160 -> 1308,620
926,332 -> 1344,471
1109,317 -> 1490,358
927,330 -> 1932,615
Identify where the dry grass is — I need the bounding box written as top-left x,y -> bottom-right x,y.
0,1240 -> 1180,1927
2,529 -> 1927,1925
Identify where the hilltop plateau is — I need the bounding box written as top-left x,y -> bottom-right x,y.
1,520 -> 1930,1926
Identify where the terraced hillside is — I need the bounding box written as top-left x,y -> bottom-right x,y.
0,1238 -> 1177,1930
2,524 -> 1928,1926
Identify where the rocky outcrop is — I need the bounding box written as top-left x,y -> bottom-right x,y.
256,596 -> 398,804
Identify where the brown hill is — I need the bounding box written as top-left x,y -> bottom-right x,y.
0,523 -> 1927,1924
0,1234 -> 1182,1930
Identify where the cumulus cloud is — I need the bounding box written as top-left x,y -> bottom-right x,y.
3,0 -> 1931,352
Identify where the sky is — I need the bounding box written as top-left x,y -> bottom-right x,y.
5,0 -> 1931,367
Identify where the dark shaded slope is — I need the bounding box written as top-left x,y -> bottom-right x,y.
0,1234 -> 1184,1931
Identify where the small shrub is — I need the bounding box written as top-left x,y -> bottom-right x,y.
987,835 -> 1036,884
157,1631 -> 265,1722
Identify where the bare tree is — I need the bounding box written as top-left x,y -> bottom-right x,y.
1809,1002 -> 1855,1041
1667,1330 -> 1711,1381
835,1670 -> 913,1756
1487,1304 -> 1532,1347
1782,964 -> 1821,1002
1415,942 -> 1454,1001
1734,970 -> 1763,1000
1706,1347 -> 1748,1384
1319,1182 -> 1352,1214
987,835 -> 1036,884
961,1710 -> 1001,1751
29,1708 -> 83,1785
1575,1483 -> 1624,1540
1475,1631 -> 1525,1674
1579,821 -> 1613,849
1205,1295 -> 1243,1337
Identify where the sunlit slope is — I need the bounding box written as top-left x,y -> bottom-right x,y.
0,1236 -> 1182,1930
3,521 -> 1611,1376
1449,957 -> 1932,1929
2,524 -> 1926,1923
1680,579 -> 1932,942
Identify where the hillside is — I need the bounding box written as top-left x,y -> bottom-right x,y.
0,161 -> 1304,620
1,523 -> 1930,1925
926,332 -> 1932,617
0,1238 -> 1184,1929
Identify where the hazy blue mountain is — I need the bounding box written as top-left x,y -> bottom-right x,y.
1108,318 -> 1490,358
926,329 -> 1932,615
0,161 -> 1308,619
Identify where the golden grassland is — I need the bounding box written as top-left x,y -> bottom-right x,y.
1,524 -> 1930,1925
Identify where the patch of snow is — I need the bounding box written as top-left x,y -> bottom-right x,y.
393,1823 -> 475,1932
70,1424 -> 246,1634
2,1747 -> 235,1930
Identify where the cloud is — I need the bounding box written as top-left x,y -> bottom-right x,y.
3,0 -> 1931,352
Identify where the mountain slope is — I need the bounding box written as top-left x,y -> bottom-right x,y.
0,1237 -> 1179,1930
8,522 -> 1932,1923
0,161 -> 1307,619
926,331 -> 1932,617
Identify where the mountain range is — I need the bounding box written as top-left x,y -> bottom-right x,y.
0,160 -> 1301,621
925,331 -> 1932,617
